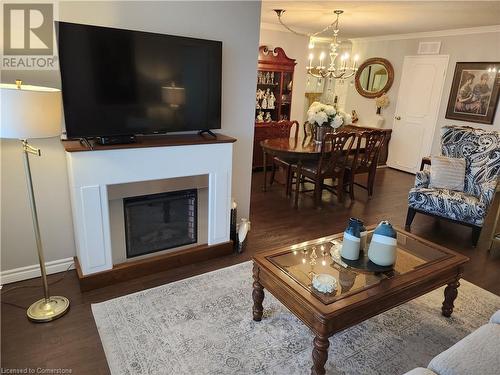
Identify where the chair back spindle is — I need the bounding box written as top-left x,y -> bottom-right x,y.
352,130 -> 386,170
318,132 -> 357,176
267,120 -> 299,139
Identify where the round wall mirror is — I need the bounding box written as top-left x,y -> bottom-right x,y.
355,58 -> 394,98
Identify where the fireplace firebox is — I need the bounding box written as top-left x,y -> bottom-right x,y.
124,189 -> 197,258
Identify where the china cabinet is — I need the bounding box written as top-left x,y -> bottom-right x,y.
253,46 -> 296,168
255,46 -> 296,124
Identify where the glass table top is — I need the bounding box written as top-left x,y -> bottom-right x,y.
266,231 -> 450,305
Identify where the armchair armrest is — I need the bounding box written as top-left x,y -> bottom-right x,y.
479,179 -> 499,206
415,169 -> 431,188
420,156 -> 431,171
490,310 -> 500,324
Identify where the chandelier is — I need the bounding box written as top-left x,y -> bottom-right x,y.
274,9 -> 359,79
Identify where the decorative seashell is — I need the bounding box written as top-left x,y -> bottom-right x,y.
312,274 -> 337,294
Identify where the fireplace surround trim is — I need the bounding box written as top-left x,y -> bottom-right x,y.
64,136 -> 234,276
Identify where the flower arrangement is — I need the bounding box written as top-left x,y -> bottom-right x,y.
375,93 -> 390,114
307,101 -> 352,129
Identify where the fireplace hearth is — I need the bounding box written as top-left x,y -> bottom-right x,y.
124,189 -> 197,258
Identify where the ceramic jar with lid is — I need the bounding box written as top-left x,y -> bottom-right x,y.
368,221 -> 397,266
341,218 -> 363,260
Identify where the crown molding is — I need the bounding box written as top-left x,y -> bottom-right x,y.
350,25 -> 500,43
261,23 -> 500,45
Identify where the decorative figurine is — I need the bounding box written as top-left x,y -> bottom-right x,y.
256,111 -> 264,122
309,247 -> 318,266
270,72 -> 275,84
351,110 -> 359,123
261,93 -> 268,109
268,91 -> 276,109
265,72 -> 270,84
264,112 -> 272,122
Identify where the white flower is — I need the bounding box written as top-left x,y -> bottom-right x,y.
325,106 -> 336,116
331,115 -> 344,128
317,111 -> 329,125
307,101 -> 337,126
336,110 -> 352,126
375,94 -> 390,108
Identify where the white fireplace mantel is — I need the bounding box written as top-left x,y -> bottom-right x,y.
64,136 -> 235,276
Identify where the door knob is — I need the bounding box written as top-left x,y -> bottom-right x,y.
395,116 -> 401,120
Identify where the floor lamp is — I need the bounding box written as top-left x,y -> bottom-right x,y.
1,80 -> 70,322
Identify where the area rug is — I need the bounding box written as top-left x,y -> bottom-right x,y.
92,261 -> 500,375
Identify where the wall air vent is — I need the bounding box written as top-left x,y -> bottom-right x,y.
418,41 -> 441,55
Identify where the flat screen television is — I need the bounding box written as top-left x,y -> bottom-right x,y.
56,22 -> 222,139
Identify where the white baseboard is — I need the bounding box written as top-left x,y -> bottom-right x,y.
0,257 -> 75,285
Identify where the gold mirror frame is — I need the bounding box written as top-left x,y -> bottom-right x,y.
354,57 -> 394,98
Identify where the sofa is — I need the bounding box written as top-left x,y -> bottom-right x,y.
406,125 -> 500,245
404,310 -> 500,375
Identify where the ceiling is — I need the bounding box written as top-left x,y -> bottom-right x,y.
261,1 -> 500,39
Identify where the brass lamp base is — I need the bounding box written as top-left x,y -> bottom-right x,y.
27,296 -> 70,323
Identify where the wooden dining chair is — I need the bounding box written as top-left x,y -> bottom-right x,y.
268,120 -> 299,196
303,121 -> 314,138
345,130 -> 386,199
293,131 -> 356,207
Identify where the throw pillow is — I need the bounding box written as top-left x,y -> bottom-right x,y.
429,155 -> 466,191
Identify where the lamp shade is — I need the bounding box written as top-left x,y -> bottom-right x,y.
1,83 -> 62,139
162,84 -> 186,108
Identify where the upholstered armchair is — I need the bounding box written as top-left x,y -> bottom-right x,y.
405,125 -> 500,245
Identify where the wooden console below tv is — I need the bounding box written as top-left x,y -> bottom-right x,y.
61,133 -> 236,152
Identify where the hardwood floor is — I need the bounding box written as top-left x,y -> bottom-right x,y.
2,168 -> 499,374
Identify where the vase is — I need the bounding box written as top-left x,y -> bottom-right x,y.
236,218 -> 250,254
368,220 -> 397,266
341,217 -> 363,260
313,124 -> 333,143
230,200 -> 238,251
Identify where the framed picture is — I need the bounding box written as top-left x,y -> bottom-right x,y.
445,62 -> 500,124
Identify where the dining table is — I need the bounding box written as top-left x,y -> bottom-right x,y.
261,136 -> 331,208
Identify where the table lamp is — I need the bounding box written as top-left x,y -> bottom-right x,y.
1,80 -> 70,322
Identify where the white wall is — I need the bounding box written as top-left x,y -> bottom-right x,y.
1,1 -> 261,275
259,28 -> 309,125
343,29 -> 500,153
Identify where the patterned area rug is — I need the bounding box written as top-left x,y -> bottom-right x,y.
92,262 -> 499,375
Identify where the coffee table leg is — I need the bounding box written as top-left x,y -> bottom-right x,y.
442,278 -> 460,317
252,264 -> 265,321
311,334 -> 329,375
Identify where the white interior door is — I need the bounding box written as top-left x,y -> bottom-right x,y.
387,55 -> 449,173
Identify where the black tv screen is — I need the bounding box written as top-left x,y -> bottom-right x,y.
56,22 -> 222,138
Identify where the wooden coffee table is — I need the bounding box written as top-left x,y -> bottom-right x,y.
252,227 -> 469,375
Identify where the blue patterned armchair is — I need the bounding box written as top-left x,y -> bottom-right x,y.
405,125 -> 500,245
